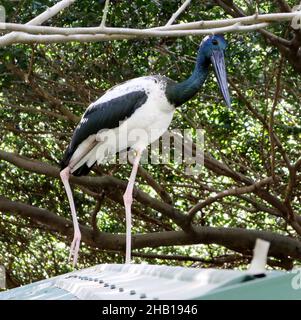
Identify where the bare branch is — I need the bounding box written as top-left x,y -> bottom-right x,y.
188,177 -> 275,220
161,12 -> 301,30
229,78 -> 291,169
1,195 -> 300,261
1,12 -> 299,36
0,150 -> 189,231
165,0 -> 192,26
137,166 -> 173,204
0,0 -> 76,47
100,0 -> 110,28
269,57 -> 284,180
0,9 -> 299,46
295,157 -> 301,171
91,196 -> 103,233
275,0 -> 291,12
0,23 -> 270,47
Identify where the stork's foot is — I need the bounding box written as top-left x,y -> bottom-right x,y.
69,229 -> 81,267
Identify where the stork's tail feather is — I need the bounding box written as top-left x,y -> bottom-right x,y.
72,163 -> 93,176
60,141 -> 99,177
60,148 -> 72,171
60,148 -> 95,177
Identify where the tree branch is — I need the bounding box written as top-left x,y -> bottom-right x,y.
0,23 -> 270,46
188,177 -> 274,220
1,12 -> 298,35
137,165 -> 173,204
0,0 -> 76,47
269,57 -> 284,180
0,150 -> 189,231
1,11 -> 300,47
275,0 -> 291,13
165,0 -> 192,26
100,0 -> 110,28
0,195 -> 300,261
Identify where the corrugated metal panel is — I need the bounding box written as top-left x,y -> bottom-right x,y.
0,275 -> 77,300
0,264 -> 300,300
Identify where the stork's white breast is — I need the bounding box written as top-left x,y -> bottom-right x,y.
71,76 -> 175,171
97,76 -> 175,151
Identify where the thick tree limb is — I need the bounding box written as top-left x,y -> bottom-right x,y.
0,195 -> 300,261
2,147 -> 301,236
0,24 -> 269,46
0,150 -> 189,231
0,12 -> 299,35
0,7 -> 299,47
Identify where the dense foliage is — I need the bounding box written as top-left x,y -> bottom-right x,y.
0,0 -> 301,288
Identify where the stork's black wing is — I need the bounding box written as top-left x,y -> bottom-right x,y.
61,90 -> 148,175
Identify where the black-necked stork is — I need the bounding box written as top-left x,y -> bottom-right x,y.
60,35 -> 231,266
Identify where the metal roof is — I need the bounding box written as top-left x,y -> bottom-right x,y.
0,263 -> 300,300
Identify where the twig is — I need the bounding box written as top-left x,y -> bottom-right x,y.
229,78 -> 291,169
0,0 -> 76,47
159,12 -> 301,30
188,177 -> 274,220
295,157 -> 301,171
137,166 -> 173,204
275,0 -> 291,12
91,193 -> 105,233
165,0 -> 192,26
24,45 -> 36,83
269,57 -> 284,181
100,0 -> 110,28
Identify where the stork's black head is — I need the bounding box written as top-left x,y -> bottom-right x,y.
199,35 -> 231,108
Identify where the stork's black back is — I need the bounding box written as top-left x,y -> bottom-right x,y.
60,90 -> 148,176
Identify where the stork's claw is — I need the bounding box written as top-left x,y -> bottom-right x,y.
69,230 -> 81,267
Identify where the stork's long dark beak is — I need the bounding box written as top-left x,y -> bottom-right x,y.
211,50 -> 231,109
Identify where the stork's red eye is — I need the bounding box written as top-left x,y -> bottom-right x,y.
212,39 -> 218,45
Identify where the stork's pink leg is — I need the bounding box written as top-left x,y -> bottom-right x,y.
123,149 -> 143,264
60,166 -> 81,267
